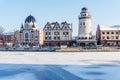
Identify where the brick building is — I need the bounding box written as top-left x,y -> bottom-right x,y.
96,24 -> 120,46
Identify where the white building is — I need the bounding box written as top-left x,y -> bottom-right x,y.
77,7 -> 96,47
14,15 -> 44,46
43,21 -> 72,47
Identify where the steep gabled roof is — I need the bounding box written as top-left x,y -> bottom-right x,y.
52,22 -> 61,30
61,21 -> 71,30
43,22 -> 52,30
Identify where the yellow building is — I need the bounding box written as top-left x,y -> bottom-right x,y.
39,29 -> 44,45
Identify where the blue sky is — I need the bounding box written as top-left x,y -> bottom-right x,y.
0,0 -> 120,36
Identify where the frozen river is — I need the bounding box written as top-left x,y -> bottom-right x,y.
0,52 -> 119,80
0,64 -> 120,80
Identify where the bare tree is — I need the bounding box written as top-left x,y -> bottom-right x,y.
0,26 -> 5,35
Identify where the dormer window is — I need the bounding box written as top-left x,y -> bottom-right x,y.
64,26 -> 67,30
56,27 -> 58,30
47,27 -> 50,30
83,22 -> 85,25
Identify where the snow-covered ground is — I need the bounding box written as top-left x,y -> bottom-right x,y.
0,52 -> 119,80
0,51 -> 119,65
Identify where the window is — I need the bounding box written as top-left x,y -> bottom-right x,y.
45,37 -> 47,40
81,37 -> 84,39
116,36 -> 118,39
54,37 -> 56,40
47,27 -> 49,30
107,43 -> 110,46
102,32 -> 105,34
116,32 -> 118,34
25,33 -> 29,38
116,42 -> 118,45
25,33 -> 29,41
57,32 -> 60,35
56,27 -> 58,30
102,37 -> 105,39
58,37 -> 60,40
49,37 -> 51,40
45,32 -> 47,35
49,32 -> 51,35
32,34 -> 33,38
107,36 -> 109,39
89,37 -> 92,39
83,22 -> 85,25
107,32 -> 109,34
112,43 -> 114,46
111,32 -> 114,34
111,36 -> 114,39
66,32 -> 69,35
35,36 -> 38,38
64,26 -> 67,30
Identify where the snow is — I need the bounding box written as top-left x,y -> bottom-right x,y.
0,52 -> 119,65
100,25 -> 120,30
0,52 -> 119,80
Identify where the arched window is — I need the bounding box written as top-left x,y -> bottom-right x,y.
25,33 -> 29,41
64,26 -> 67,30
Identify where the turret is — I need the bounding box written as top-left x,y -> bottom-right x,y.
78,7 -> 92,39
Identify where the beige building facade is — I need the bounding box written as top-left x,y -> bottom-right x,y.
43,21 -> 72,47
96,25 -> 120,46
14,15 -> 44,46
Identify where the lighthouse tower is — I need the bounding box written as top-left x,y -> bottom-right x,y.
77,7 -> 96,47
78,7 -> 92,39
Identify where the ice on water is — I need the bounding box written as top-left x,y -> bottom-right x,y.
0,73 -> 37,80
0,64 -> 119,80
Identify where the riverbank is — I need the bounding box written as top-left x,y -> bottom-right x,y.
1,47 -> 120,52
56,48 -> 120,52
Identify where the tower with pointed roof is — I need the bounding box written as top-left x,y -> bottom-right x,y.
77,7 -> 96,47
78,7 -> 92,39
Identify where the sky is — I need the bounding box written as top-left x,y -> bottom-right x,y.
0,0 -> 120,36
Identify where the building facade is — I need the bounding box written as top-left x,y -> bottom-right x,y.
96,25 -> 120,46
77,7 -> 96,47
0,33 -> 14,46
43,21 -> 72,47
14,15 -> 44,46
